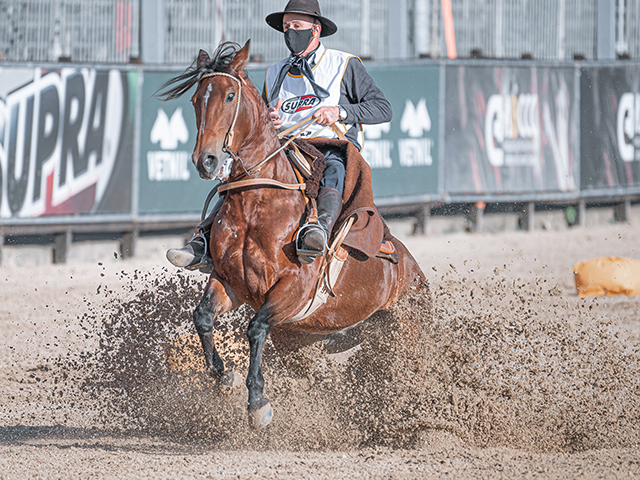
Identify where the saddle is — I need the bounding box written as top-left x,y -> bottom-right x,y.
283,139 -> 398,323
286,138 -> 398,262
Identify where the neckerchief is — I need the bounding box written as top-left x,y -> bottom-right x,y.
268,48 -> 329,107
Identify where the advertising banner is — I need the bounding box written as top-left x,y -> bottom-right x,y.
252,65 -> 441,201
139,64 -> 441,217
251,65 -> 441,202
138,71 -> 217,215
0,67 -> 136,220
360,64 -> 440,201
444,65 -> 579,196
580,66 -> 640,191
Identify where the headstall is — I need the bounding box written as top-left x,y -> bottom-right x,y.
197,72 -> 318,200
199,71 -> 245,175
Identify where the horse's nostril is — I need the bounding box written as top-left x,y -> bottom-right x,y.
203,154 -> 218,174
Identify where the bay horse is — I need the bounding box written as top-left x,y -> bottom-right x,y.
159,41 -> 426,429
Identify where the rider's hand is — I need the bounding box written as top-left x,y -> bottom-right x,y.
313,106 -> 340,126
268,99 -> 283,129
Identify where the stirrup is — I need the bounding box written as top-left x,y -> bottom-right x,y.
296,222 -> 327,263
186,230 -> 212,272
167,230 -> 212,272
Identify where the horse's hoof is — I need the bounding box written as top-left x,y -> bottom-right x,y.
247,398 -> 273,429
217,371 -> 242,394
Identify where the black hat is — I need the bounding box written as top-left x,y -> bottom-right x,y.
266,0 -> 337,37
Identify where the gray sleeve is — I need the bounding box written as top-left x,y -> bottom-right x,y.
261,77 -> 270,106
339,57 -> 393,125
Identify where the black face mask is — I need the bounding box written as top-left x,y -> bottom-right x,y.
284,28 -> 314,55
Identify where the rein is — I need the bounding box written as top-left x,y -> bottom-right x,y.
218,178 -> 305,194
196,71 -> 339,203
199,71 -> 319,180
197,71 -> 311,217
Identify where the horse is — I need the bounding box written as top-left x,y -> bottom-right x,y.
159,40 -> 427,429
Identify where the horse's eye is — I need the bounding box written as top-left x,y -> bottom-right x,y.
225,93 -> 235,103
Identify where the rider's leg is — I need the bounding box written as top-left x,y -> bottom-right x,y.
166,196 -> 223,270
298,148 -> 345,264
301,186 -> 343,250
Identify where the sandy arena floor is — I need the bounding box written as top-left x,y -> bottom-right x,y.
1,206 -> 639,479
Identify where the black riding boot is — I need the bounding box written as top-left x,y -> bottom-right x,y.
298,187 -> 343,264
166,197 -> 223,272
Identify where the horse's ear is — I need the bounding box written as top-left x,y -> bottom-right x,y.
229,40 -> 251,74
197,49 -> 211,68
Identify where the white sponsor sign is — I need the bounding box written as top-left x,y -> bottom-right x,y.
147,108 -> 191,181
484,93 -> 540,168
617,92 -> 640,162
361,98 -> 435,170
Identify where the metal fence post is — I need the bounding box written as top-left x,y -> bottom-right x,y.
557,0 -> 566,59
614,198 -> 631,223
53,230 -> 72,264
141,0 -> 165,63
597,0 -> 616,60
388,0 -> 408,59
413,203 -> 431,236
121,227 -> 139,258
520,201 -> 536,231
414,0 -> 431,57
466,202 -> 484,233
361,0 -> 371,58
577,199 -> 587,227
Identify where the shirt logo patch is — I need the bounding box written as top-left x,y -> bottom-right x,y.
281,95 -> 321,113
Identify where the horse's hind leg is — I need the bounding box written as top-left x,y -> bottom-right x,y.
193,275 -> 238,381
246,303 -> 273,428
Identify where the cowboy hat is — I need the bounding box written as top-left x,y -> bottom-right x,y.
265,0 -> 337,37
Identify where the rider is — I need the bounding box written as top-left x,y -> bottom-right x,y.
167,0 -> 392,269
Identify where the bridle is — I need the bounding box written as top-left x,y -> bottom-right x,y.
197,70 -> 312,221
196,70 -> 347,226
198,70 -> 321,180
198,71 -> 247,176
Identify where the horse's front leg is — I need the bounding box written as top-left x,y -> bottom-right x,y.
246,303 -> 273,428
193,274 -> 238,383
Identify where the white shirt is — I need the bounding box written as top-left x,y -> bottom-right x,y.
264,44 -> 355,139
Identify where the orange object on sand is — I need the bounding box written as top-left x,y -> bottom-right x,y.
573,257 -> 640,297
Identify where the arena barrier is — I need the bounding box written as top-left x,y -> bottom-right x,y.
1,60 -> 640,263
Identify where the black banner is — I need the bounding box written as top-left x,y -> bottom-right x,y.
580,66 -> 640,191
444,65 -> 579,196
0,68 -> 135,219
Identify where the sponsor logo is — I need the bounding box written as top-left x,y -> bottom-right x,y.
484,84 -> 573,191
281,95 -> 320,114
400,98 -> 431,138
485,93 -> 540,167
0,68 -> 127,218
363,122 -> 390,140
362,98 -> 435,169
399,99 -> 433,167
147,108 -> 191,181
363,122 -> 393,168
150,108 -> 188,150
617,93 -> 640,162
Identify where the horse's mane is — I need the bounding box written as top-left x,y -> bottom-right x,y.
155,42 -> 242,101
